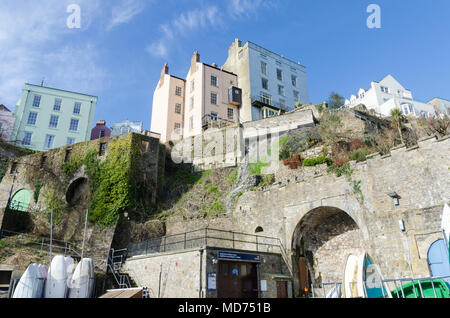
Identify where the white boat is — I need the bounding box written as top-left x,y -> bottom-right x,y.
36,264 -> 48,298
69,258 -> 95,298
45,255 -> 69,298
65,256 -> 75,293
12,264 -> 44,298
326,284 -> 342,298
343,254 -> 359,298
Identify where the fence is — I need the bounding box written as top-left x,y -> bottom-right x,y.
0,229 -> 81,258
128,228 -> 282,258
311,275 -> 450,298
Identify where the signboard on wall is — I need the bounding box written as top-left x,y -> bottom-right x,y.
207,273 -> 217,290
218,251 -> 261,262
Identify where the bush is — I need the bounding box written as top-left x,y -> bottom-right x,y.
349,148 -> 373,162
303,156 -> 333,167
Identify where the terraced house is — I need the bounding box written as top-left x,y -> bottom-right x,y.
10,83 -> 97,151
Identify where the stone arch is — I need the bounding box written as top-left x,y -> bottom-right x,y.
290,205 -> 366,297
66,177 -> 89,207
10,189 -> 31,212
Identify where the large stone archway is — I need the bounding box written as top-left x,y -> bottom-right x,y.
290,206 -> 366,297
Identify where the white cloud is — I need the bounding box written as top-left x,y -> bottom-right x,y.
107,0 -> 147,30
147,5 -> 221,58
0,0 -> 106,108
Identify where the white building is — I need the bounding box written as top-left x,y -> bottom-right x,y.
110,120 -> 143,136
427,98 -> 450,118
344,75 -> 437,118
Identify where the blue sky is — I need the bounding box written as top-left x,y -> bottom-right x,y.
1,0 -> 449,130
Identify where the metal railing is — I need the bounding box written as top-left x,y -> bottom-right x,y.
128,228 -> 282,258
106,248 -> 131,289
0,229 -> 81,258
311,275 -> 450,298
202,115 -> 236,129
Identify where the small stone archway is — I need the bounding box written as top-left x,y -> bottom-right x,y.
290,206 -> 365,297
66,177 -> 89,207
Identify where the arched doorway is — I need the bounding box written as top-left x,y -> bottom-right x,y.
9,189 -> 31,212
428,239 -> 450,284
291,206 -> 364,297
66,178 -> 89,207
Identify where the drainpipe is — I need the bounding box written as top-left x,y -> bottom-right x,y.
199,249 -> 204,298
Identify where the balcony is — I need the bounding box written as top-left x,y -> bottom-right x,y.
202,114 -> 235,130
251,95 -> 291,112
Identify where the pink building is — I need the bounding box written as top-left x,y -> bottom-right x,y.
151,52 -> 241,143
0,104 -> 16,142
90,120 -> 111,140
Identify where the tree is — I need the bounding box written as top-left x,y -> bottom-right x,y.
327,92 -> 345,109
390,108 -> 405,144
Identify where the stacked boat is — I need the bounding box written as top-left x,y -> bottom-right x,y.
12,255 -> 95,298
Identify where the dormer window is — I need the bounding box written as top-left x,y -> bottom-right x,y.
380,86 -> 390,93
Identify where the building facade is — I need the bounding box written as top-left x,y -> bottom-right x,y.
428,98 -> 450,118
0,105 -> 16,142
110,120 -> 143,136
10,83 -> 97,151
344,75 -> 438,118
222,38 -> 310,122
91,120 -> 111,140
151,52 -> 240,143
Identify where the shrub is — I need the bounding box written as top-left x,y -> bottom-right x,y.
303,156 -> 333,167
349,139 -> 363,151
349,148 -> 373,162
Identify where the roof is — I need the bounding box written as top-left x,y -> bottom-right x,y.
0,104 -> 11,112
99,288 -> 143,298
24,83 -> 98,99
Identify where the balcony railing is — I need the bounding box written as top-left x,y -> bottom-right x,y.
202,115 -> 236,129
250,95 -> 292,112
127,228 -> 283,258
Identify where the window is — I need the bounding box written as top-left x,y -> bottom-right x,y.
227,108 -> 234,120
262,78 -> 269,90
44,135 -> 55,149
99,130 -> 106,138
261,61 -> 267,75
238,50 -> 243,59
64,149 -> 72,162
381,86 -> 390,93
175,86 -> 183,96
277,69 -> 283,81
189,116 -> 194,130
32,95 -> 41,107
293,90 -> 300,101
174,123 -> 181,134
27,112 -> 38,125
73,102 -> 81,114
190,80 -> 195,92
210,112 -> 218,121
261,92 -> 272,105
190,97 -> 194,110
67,138 -> 75,145
278,85 -> 285,97
49,115 -> 59,128
211,75 -> 218,87
69,119 -> 79,131
40,156 -> 47,169
280,99 -> 286,110
175,103 -> 182,114
99,143 -> 107,156
211,92 -> 218,105
22,132 -> 32,146
54,98 -> 62,111
291,75 -> 297,87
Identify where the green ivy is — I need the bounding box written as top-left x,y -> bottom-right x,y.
303,156 -> 333,167
34,180 -> 43,203
44,188 -> 64,225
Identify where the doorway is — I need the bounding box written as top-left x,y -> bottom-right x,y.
428,239 -> 450,284
217,261 -> 258,298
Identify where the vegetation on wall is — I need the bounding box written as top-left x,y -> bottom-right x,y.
0,156 -> 10,182
33,180 -> 43,203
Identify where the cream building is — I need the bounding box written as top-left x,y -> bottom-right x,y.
344,75 -> 438,118
151,52 -> 240,143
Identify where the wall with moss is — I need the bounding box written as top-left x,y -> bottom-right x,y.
0,133 -> 164,269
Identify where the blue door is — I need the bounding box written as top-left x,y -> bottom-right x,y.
428,239 -> 450,283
